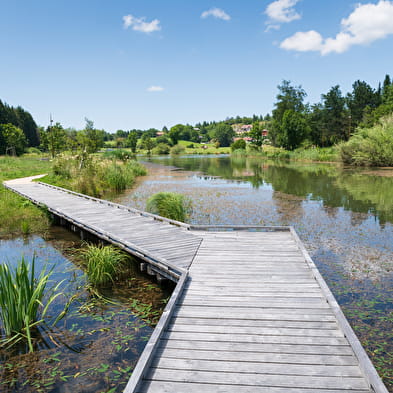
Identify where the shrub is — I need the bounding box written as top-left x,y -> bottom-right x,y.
152,143 -> 171,155
0,257 -> 63,352
79,244 -> 129,288
103,149 -> 132,162
170,144 -> 185,155
231,139 -> 246,151
339,115 -> 393,166
146,192 -> 192,222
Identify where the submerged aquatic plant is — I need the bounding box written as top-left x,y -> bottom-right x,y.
79,244 -> 129,288
146,192 -> 192,222
0,257 -> 63,352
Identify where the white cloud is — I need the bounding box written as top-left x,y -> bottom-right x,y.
265,0 -> 301,29
280,30 -> 323,51
147,86 -> 164,92
201,8 -> 231,21
280,0 -> 393,55
122,14 -> 161,34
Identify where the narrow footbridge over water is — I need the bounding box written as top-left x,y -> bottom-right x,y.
4,177 -> 389,393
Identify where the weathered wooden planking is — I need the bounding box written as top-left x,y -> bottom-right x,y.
135,229 -> 387,393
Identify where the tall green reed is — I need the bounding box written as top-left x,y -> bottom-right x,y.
0,257 -> 63,352
79,244 -> 128,288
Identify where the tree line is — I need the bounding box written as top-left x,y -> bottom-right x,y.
2,73 -> 392,156
269,74 -> 393,150
0,100 -> 40,155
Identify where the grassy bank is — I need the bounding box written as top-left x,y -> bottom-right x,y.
232,145 -> 340,163
0,155 -> 52,238
0,153 -> 147,238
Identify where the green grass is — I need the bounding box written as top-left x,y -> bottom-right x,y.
79,244 -> 129,288
146,192 -> 192,222
0,256 -> 63,352
0,155 -> 52,238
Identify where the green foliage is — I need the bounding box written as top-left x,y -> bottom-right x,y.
0,257 -> 63,352
146,192 -> 192,222
339,115 -> 393,166
103,149 -> 133,162
170,144 -> 186,155
0,123 -> 27,155
248,122 -> 264,148
0,99 -> 39,148
79,244 -> 129,287
278,110 -> 310,150
77,118 -> 105,154
140,135 -> 156,154
152,143 -> 170,155
127,131 -> 138,153
231,139 -> 246,151
212,123 -> 235,147
45,154 -> 146,197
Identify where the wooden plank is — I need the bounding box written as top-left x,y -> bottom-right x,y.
162,331 -> 348,346
145,369 -> 369,390
167,324 -> 344,338
138,381 -> 371,393
153,347 -> 358,365
151,357 -> 363,377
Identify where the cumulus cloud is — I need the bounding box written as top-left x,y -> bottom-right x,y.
147,86 -> 164,92
265,0 -> 301,30
201,8 -> 231,21
122,14 -> 161,33
280,0 -> 393,55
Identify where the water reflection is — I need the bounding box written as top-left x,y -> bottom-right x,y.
148,155 -> 393,226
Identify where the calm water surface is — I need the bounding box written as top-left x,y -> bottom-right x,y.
0,227 -> 170,392
120,155 -> 393,389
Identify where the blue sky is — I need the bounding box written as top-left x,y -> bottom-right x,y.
1,0 -> 393,132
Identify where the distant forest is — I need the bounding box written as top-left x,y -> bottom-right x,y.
1,73 -> 393,154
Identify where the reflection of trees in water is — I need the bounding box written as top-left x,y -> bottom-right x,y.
272,191 -> 304,224
150,155 -> 393,225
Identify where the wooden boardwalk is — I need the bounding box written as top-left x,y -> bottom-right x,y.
3,177 -> 388,393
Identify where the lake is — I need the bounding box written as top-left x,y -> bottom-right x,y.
119,154 -> 393,390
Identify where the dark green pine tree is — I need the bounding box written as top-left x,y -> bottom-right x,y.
15,106 -> 40,147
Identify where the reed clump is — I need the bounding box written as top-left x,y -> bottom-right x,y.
0,257 -> 63,352
79,243 -> 129,288
146,192 -> 192,222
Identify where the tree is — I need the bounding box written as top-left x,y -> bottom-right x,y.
77,118 -> 105,153
248,122 -> 264,149
0,123 -> 27,155
270,80 -> 307,146
278,110 -> 310,150
141,136 -> 156,155
127,131 -> 138,153
321,85 -> 349,143
15,107 -> 40,147
40,122 -> 67,157
168,124 -> 184,145
213,123 -> 235,147
347,80 -> 380,130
